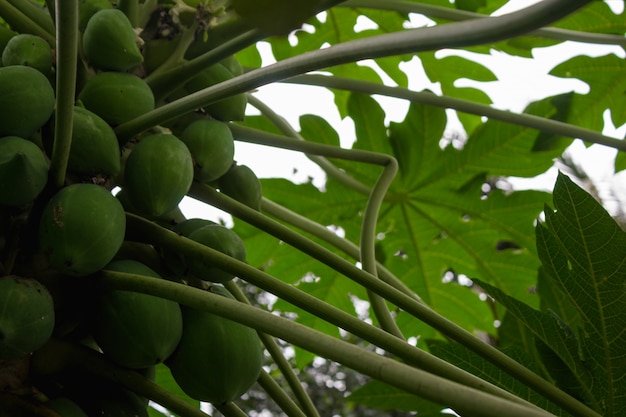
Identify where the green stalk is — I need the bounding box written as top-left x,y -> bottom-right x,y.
100,271 -> 556,417
0,0 -> 55,45
117,0 -> 139,27
256,371 -> 309,417
246,94 -> 371,195
342,0 -> 626,47
224,281 -> 320,417
159,186 -> 601,417
245,94 -> 403,339
35,338 -> 210,417
214,402 -> 248,417
6,0 -> 55,35
115,0 -> 592,142
283,74 -> 626,152
49,0 -> 78,188
124,213 -> 588,416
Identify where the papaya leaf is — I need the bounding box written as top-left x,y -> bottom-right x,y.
425,339 -> 572,416
535,172 -> 626,416
152,363 -> 200,412
347,379 -> 445,414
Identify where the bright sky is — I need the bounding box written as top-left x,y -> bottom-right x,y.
181,1 -> 626,222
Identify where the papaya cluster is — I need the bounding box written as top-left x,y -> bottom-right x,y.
0,1 -> 265,415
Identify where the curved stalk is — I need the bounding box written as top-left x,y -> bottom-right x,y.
224,281 -> 320,417
245,94 -> 403,339
124,213 -> 597,417
35,338 -> 210,417
100,271 -> 557,417
115,0 -> 592,142
282,74 -> 626,151
214,402 -> 249,417
0,0 -> 55,45
49,0 -> 78,188
6,0 -> 55,36
256,370 -> 309,417
246,94 -> 372,195
342,0 -> 626,47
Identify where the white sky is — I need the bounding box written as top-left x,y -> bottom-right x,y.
181,1 -> 626,222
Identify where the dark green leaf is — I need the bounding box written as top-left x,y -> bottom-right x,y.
347,379 -> 446,413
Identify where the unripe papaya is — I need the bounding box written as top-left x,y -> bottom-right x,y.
185,223 -> 246,283
2,33 -> 53,74
184,63 -> 247,121
65,106 -> 121,177
167,287 -> 263,404
217,163 -> 262,210
0,65 -> 55,138
93,260 -> 183,368
38,184 -> 126,277
123,134 -> 193,218
161,218 -> 217,276
0,25 -> 17,62
181,119 -> 234,183
0,136 -> 49,206
0,276 -> 55,360
78,72 -> 155,126
79,0 -> 113,32
82,8 -> 143,71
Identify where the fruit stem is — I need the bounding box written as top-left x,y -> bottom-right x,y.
224,281 -> 320,417
48,0 -> 79,188
283,74 -> 626,152
115,0 -> 593,142
117,0 -> 139,27
214,402 -> 249,417
256,371 -> 309,417
0,0 -> 55,45
5,0 -> 55,36
100,270 -> 559,417
123,212 -> 572,415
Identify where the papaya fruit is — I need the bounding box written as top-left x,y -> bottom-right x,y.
217,163 -> 262,210
220,55 -> 244,77
161,218 -> 217,276
0,65 -> 55,138
1,33 -> 53,74
93,260 -> 183,368
38,183 -> 126,277
180,119 -> 235,183
0,25 -> 17,62
167,287 -> 263,404
79,0 -> 113,32
82,8 -> 143,71
0,136 -> 49,206
184,63 -> 247,122
65,106 -> 121,177
123,134 -> 193,218
78,71 -> 155,126
185,223 -> 246,283
0,275 -> 55,360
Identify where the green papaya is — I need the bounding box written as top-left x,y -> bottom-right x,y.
0,136 -> 49,206
65,106 -> 121,177
217,163 -> 262,210
38,184 -> 126,277
123,134 -> 193,218
79,0 -> 113,32
0,276 -> 55,360
184,63 -> 247,122
161,218 -> 217,276
172,218 -> 216,236
167,287 -> 263,404
93,260 -> 183,368
220,55 -> 243,77
181,119 -> 235,183
1,33 -> 52,74
78,71 -> 155,126
0,24 -> 17,62
185,223 -> 246,283
0,65 -> 55,138
82,8 -> 143,71
46,397 -> 88,417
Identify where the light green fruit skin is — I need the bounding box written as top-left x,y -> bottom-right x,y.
79,0 -> 113,32
184,63 -> 247,122
124,134 -> 193,218
217,164 -> 262,210
0,276 -> 55,360
0,136 -> 49,206
0,65 -> 55,138
46,397 -> 89,417
181,119 -> 235,183
0,25 -> 17,63
93,260 -> 183,369
78,72 -> 155,126
1,33 -> 53,74
167,301 -> 263,404
82,9 -> 143,71
186,224 -> 246,283
38,184 -> 126,277
67,106 -> 121,176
